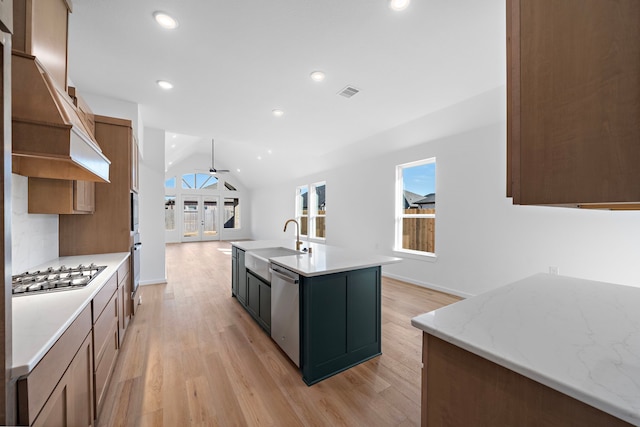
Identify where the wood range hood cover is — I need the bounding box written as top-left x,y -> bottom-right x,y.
11,51 -> 110,183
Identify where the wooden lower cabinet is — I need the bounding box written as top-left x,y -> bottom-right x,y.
300,267 -> 381,385
117,261 -> 131,347
93,291 -> 118,417
420,333 -> 633,426
18,305 -> 94,426
32,333 -> 94,427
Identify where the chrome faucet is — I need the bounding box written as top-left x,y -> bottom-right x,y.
283,219 -> 302,251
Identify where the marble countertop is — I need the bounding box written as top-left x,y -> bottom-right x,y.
12,252 -> 130,378
411,273 -> 640,426
232,240 -> 401,277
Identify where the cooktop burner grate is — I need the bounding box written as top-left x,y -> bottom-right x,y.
11,263 -> 107,297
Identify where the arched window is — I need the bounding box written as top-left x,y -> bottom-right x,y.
181,173 -> 218,189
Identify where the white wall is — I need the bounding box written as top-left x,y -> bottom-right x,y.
139,127 -> 167,285
250,87 -> 640,297
11,174 -> 58,273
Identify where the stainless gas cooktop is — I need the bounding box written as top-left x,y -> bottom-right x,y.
11,263 -> 107,297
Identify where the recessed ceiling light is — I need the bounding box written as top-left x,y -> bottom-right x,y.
388,0 -> 410,11
157,80 -> 173,90
272,109 -> 284,117
310,71 -> 325,82
267,149 -> 272,154
153,11 -> 179,29
169,161 -> 173,165
257,156 -> 262,160
171,144 -> 176,148
236,168 -> 241,172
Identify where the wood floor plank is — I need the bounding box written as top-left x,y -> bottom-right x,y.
97,241 -> 460,426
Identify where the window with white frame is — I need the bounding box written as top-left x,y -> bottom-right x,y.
295,185 -> 309,237
311,182 -> 326,239
296,182 -> 326,239
395,158 -> 436,255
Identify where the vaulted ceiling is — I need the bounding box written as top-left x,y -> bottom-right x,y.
68,0 -> 505,189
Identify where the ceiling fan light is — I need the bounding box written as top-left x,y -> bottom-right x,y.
388,0 -> 410,11
153,11 -> 179,29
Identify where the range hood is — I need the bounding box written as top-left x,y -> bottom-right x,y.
11,52 -> 111,182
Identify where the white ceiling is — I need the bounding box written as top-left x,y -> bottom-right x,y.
67,0 -> 505,189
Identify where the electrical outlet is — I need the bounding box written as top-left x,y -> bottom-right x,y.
549,266 -> 559,275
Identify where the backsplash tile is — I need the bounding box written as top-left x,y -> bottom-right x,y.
11,174 -> 59,274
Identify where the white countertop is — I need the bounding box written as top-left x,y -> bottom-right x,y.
12,252 -> 130,378
232,240 -> 401,277
411,273 -> 640,426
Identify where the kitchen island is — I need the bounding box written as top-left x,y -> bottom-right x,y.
232,240 -> 400,385
411,273 -> 640,426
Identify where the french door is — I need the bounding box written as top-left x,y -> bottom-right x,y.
182,196 -> 220,242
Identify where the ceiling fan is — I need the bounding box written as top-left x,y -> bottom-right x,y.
209,139 -> 230,175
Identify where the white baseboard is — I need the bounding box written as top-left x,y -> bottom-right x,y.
382,272 -> 473,299
139,278 -> 167,286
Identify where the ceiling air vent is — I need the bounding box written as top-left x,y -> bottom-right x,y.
338,86 -> 360,98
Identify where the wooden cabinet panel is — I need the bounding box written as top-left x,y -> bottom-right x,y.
92,270 -> 120,419
421,333 -> 633,426
12,0 -> 70,88
18,305 -> 92,425
32,333 -> 94,427
28,178 -> 94,214
94,325 -> 117,418
117,268 -> 131,346
59,115 -> 134,255
130,135 -> 139,193
92,273 -> 117,321
507,0 -> 640,208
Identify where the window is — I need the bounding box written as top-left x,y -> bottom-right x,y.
165,196 -> 176,230
224,197 -> 240,229
296,182 -> 326,239
181,173 -> 218,190
311,182 -> 326,239
165,177 -> 176,188
396,159 -> 436,255
295,185 -> 308,237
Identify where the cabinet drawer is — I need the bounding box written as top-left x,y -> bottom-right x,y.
93,273 -> 117,321
17,304 -> 92,425
117,260 -> 129,286
94,291 -> 118,367
94,324 -> 118,415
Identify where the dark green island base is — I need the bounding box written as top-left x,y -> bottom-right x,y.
300,266 -> 381,385
232,246 -> 382,386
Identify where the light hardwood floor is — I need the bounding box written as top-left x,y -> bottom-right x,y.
97,241 -> 460,427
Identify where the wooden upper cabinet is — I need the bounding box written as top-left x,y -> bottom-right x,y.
13,0 -> 71,89
28,178 -> 95,214
507,0 -> 640,209
131,134 -> 139,193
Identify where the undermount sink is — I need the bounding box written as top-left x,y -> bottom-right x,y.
245,247 -> 301,282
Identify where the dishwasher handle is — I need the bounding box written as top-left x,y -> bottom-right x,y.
270,266 -> 299,284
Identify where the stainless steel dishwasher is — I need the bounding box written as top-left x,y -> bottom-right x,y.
269,264 -> 300,367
